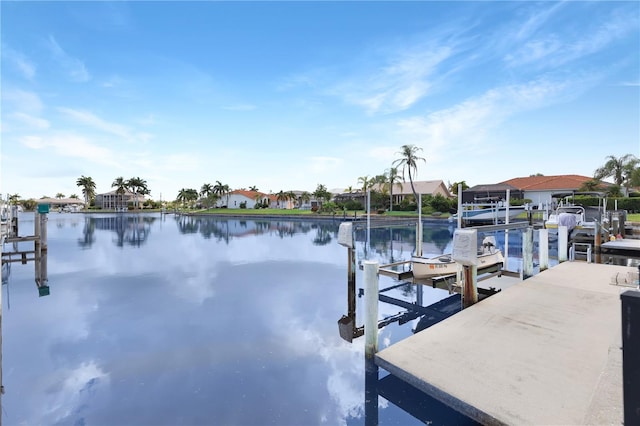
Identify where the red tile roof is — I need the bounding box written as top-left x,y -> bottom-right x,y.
501,175 -> 598,191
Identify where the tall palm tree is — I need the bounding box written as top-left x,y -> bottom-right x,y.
249,185 -> 259,191
386,167 -> 402,211
112,176 -> 128,210
76,175 -> 96,206
200,183 -> 214,198
276,190 -> 288,208
594,154 -> 639,196
358,175 -> 371,192
55,193 -> 65,199
126,177 -> 148,210
393,144 -> 426,205
300,191 -> 311,208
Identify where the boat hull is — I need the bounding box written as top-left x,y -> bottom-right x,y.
411,250 -> 504,279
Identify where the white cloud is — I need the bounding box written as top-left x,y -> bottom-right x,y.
47,35 -> 91,82
340,45 -> 453,114
395,77 -> 577,164
57,107 -> 145,142
20,133 -> 117,167
10,112 -> 50,129
2,45 -> 36,79
2,88 -> 44,113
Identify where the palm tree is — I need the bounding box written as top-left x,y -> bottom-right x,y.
70,194 -> 79,199
8,194 -> 20,205
594,154 -> 639,196
200,183 -> 214,198
126,177 -> 148,210
345,186 -> 354,193
393,144 -> 426,205
112,176 -> 128,210
286,191 -> 297,208
76,175 -> 96,206
276,190 -> 288,208
386,167 -> 402,211
358,175 -> 372,192
55,193 -> 65,199
177,188 -> 189,208
300,191 -> 311,208
249,185 -> 259,191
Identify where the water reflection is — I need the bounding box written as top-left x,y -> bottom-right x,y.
2,215 -> 553,426
174,215 -> 339,246
79,215 -> 156,248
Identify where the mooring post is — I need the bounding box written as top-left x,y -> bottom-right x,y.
34,211 -> 41,254
348,247 -> 356,320
522,227 -> 534,279
621,290 -> 640,426
40,213 -> 48,252
594,221 -> 602,264
364,261 -> 379,359
539,228 -> 549,272
462,265 -> 478,308
558,225 -> 568,263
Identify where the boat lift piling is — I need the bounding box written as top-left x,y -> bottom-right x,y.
364,261 -> 379,359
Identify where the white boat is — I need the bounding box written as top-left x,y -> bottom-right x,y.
411,237 -> 504,279
449,204 -> 527,224
544,205 -> 595,232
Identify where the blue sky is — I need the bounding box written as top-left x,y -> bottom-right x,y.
2,1 -> 639,200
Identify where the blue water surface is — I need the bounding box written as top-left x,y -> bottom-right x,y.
2,212 -> 501,426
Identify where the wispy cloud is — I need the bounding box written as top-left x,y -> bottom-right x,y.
2,45 -> 36,80
10,112 -> 50,129
2,88 -> 44,113
21,133 -> 117,167
57,107 -> 148,142
395,76 -> 582,164
505,6 -> 639,69
47,35 -> 90,82
336,44 -> 455,114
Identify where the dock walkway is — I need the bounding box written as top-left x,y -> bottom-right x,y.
375,261 -> 637,425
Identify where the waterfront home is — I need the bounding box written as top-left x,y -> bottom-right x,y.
95,189 -> 147,210
37,197 -> 86,211
369,180 -> 453,204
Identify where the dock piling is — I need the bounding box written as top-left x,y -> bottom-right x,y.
558,225 -> 568,263
462,265 -> 478,308
522,227 -> 534,279
539,229 -> 549,272
364,261 -> 379,359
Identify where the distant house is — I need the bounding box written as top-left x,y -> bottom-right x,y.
370,180 -> 453,204
461,183 -> 525,204
217,190 -> 278,209
37,197 -> 86,212
500,175 -> 611,206
95,189 -> 147,210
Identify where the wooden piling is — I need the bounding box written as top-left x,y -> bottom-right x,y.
522,227 -> 534,279
558,225 -> 568,263
539,228 -> 549,272
462,265 -> 478,308
364,261 -> 379,359
40,213 -> 48,252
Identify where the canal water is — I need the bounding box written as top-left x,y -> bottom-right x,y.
2,212 -> 533,425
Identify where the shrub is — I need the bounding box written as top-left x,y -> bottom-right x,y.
239,201 -> 247,209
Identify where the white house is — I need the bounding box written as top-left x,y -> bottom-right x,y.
216,190 -> 278,209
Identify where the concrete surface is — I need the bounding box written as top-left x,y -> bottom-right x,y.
375,261 -> 634,425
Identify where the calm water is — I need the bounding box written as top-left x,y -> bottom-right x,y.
2,213 -> 531,426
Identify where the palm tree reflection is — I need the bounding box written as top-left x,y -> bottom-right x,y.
79,215 -> 155,248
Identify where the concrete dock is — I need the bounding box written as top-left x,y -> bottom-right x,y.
375,261 -> 637,425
